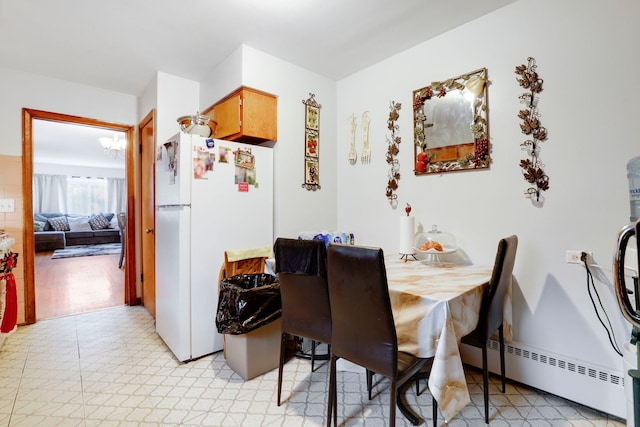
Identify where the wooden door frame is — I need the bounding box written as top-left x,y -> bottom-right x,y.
22,108 -> 137,324
138,109 -> 156,313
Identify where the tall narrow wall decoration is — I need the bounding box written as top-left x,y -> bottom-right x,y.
515,57 -> 549,207
302,93 -> 321,191
385,101 -> 402,208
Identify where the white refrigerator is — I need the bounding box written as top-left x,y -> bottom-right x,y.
155,132 -> 274,362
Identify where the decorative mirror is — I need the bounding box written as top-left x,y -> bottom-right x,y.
413,68 -> 490,174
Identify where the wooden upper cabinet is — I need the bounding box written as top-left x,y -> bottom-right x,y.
203,86 -> 277,144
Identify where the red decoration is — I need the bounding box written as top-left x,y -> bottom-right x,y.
0,273 -> 17,335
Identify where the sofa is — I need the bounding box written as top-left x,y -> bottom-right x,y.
34,212 -> 121,252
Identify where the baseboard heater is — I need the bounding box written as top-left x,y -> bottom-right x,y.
460,339 -> 626,419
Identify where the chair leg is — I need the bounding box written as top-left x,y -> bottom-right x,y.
311,340 -> 316,372
366,369 -> 374,400
481,343 -> 489,424
432,396 -> 438,427
389,380 -> 396,427
328,355 -> 337,427
277,333 -> 287,406
499,324 -> 506,393
118,238 -> 125,268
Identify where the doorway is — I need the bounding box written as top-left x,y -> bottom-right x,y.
22,109 -> 136,324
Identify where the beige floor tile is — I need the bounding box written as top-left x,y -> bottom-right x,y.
0,305 -> 626,426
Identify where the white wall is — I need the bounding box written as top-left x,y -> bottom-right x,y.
156,72 -> 200,143
336,0 -> 640,415
199,45 -> 338,240
138,73 -> 157,123
0,67 -> 137,157
200,47 -> 243,111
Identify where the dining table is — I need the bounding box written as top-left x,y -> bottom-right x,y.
384,254 -> 512,424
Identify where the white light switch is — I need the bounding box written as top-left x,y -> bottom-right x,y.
0,199 -> 15,213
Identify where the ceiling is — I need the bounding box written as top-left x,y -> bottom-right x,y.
0,0 -> 515,95
4,0 -> 515,168
33,120 -> 126,170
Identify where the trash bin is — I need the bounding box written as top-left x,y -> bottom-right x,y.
216,273 -> 282,380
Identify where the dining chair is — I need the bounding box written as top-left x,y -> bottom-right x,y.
273,237 -> 332,406
449,234 -> 518,425
116,212 -> 125,269
327,244 -> 429,427
217,246 -> 270,282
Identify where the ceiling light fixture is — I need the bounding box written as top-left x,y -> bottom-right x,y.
99,133 -> 126,158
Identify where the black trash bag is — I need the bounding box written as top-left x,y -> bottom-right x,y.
216,273 -> 281,335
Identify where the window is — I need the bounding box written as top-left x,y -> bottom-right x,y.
33,174 -> 125,215
65,176 -> 108,215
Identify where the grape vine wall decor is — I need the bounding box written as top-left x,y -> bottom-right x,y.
385,101 -> 401,208
515,57 -> 549,207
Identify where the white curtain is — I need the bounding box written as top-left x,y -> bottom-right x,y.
107,178 -> 126,214
32,174 -> 67,213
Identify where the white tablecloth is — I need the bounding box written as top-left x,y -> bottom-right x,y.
385,256 -> 504,422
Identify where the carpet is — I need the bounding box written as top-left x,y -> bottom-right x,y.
52,243 -> 122,259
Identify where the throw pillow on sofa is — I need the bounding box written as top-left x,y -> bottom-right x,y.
48,216 -> 70,231
34,220 -> 45,232
35,212 -> 64,231
68,216 -> 93,231
88,213 -> 111,230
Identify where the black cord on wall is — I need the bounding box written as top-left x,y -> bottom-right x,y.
582,251 -> 623,356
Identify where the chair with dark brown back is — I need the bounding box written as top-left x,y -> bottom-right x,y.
458,235 -> 518,424
326,244 -> 429,427
273,237 -> 331,406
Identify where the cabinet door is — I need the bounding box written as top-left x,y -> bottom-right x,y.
205,86 -> 278,143
242,89 -> 277,141
212,93 -> 241,139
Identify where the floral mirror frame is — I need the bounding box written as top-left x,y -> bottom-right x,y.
413,68 -> 490,174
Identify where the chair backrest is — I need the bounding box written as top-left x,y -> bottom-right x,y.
218,246 -> 269,282
274,238 -> 331,343
116,212 -> 125,231
327,244 -> 398,378
478,235 -> 518,340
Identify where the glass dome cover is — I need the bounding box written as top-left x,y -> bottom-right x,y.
414,225 -> 457,254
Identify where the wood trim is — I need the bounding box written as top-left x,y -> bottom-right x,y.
22,110 -> 35,324
21,108 -> 136,323
125,123 -> 136,305
135,109 -> 155,307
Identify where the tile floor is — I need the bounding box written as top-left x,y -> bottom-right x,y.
0,306 -> 627,426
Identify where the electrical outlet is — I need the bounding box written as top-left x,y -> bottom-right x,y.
566,250 -> 592,264
0,199 -> 14,213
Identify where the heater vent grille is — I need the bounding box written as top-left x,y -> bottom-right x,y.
491,340 -> 624,388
